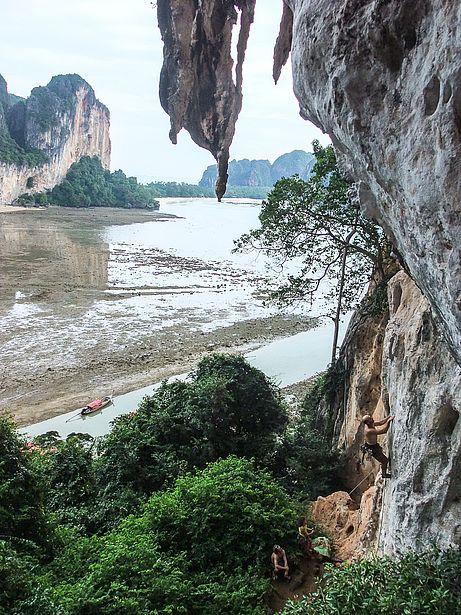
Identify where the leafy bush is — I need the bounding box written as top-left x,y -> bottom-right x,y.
281,549 -> 461,615
94,354 -> 287,523
47,156 -> 160,209
272,416 -> 341,500
0,417 -> 51,549
0,541 -> 60,615
45,457 -> 294,614
143,456 -> 298,571
0,130 -> 47,167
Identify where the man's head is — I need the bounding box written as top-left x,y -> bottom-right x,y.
273,544 -> 282,554
362,414 -> 374,427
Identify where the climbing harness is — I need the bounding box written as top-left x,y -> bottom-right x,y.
359,442 -> 375,465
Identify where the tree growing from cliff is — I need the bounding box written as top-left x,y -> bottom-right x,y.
234,142 -> 387,362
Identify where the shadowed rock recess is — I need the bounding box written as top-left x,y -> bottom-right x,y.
156,0 -> 461,556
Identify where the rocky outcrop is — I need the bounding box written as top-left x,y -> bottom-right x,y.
199,149 -> 315,188
311,488 -> 382,561
325,272 -> 461,555
283,0 -> 461,366
157,0 -> 255,200
0,74 -> 110,204
379,271 -> 461,553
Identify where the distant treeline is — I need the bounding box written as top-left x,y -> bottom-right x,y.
17,157 -> 160,209
147,181 -> 270,199
16,156 -> 270,207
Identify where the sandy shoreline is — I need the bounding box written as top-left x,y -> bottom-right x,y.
5,314 -> 316,428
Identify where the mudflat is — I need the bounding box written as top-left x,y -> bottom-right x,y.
0,206 -> 315,427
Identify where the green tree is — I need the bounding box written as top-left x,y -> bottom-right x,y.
0,417 -> 50,549
0,541 -> 59,615
94,354 -> 288,526
235,142 -> 387,362
46,457 -> 297,615
45,156 -> 160,209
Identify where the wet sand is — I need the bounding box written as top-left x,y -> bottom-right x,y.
0,205 -> 316,427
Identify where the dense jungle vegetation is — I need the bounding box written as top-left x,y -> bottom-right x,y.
0,354 -> 339,614
2,353 -> 460,614
16,156 -> 271,207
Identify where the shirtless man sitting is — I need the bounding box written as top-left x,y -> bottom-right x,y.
362,414 -> 395,478
271,545 -> 290,581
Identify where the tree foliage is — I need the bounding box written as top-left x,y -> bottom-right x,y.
234,141 -> 386,316
43,156 -> 160,208
281,549 -> 461,615
45,457 -> 295,615
94,353 -> 288,522
0,130 -> 47,167
0,416 -> 50,549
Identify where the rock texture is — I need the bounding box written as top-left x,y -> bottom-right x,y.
284,0 -> 461,366
311,488 -> 382,560
157,0 -> 255,200
323,272 -> 461,555
0,74 -> 110,204
379,271 -> 461,553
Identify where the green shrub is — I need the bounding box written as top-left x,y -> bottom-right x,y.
0,541 -> 60,615
45,457 -> 295,614
94,354 -> 287,524
0,416 -> 51,549
281,549 -> 461,615
48,156 -> 159,209
0,130 -> 47,167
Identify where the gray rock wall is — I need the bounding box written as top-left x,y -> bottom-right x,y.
379,271 -> 461,553
286,0 -> 461,365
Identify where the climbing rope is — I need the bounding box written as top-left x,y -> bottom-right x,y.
348,469 -> 375,496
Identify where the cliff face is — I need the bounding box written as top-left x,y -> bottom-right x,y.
0,74 -> 110,204
284,0 -> 461,367
156,1 -> 461,555
321,271 -> 461,554
380,271 -> 461,553
283,0 -> 461,553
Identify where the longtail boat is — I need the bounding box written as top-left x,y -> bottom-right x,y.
80,395 -> 113,416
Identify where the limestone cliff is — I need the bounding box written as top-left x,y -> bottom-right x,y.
314,271 -> 461,555
156,1 -> 461,556
283,0 -> 461,367
0,74 -> 110,204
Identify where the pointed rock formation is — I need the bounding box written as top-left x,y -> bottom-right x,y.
157,0 -> 255,200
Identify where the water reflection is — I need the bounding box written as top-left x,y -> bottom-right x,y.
0,213 -> 108,310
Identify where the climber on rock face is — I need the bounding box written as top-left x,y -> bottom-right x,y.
361,414 -> 395,478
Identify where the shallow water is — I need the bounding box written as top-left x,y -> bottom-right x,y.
21,317 -> 350,439
4,199 -> 351,437
0,200 -> 284,381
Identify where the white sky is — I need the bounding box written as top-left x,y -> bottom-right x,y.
0,0 -> 329,184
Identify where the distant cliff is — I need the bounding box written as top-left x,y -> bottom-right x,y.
198,149 -> 315,188
0,74 -> 110,204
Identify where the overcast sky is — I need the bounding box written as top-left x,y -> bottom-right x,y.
0,0 -> 329,183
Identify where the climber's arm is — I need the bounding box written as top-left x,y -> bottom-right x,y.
375,416 -> 395,434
